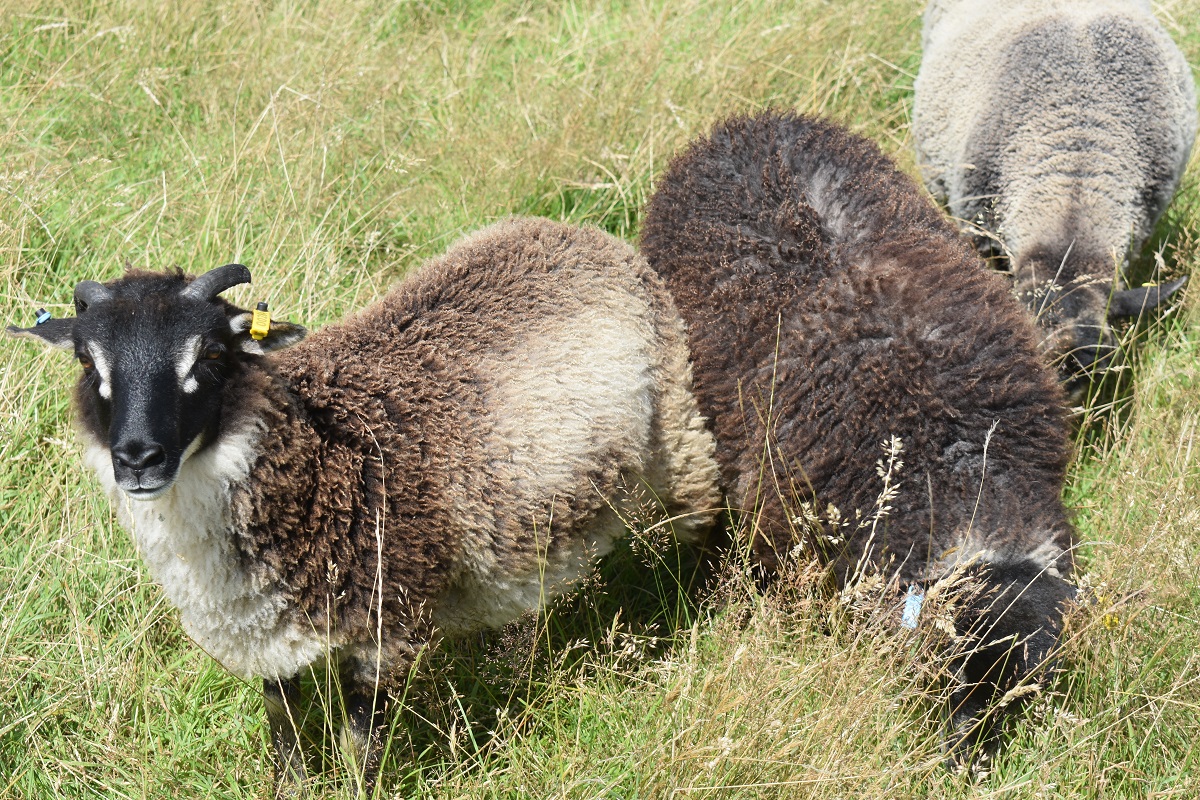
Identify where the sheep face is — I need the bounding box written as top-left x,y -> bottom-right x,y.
1013,265 -> 1116,395
1013,254 -> 1186,397
7,266 -> 305,499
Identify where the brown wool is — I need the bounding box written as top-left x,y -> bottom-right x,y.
641,111 -> 1077,757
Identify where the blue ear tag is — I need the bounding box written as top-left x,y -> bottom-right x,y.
34,308 -> 51,325
901,584 -> 924,630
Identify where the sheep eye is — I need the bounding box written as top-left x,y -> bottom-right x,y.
203,344 -> 224,360
78,353 -> 94,370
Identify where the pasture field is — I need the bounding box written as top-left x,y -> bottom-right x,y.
1,0 -> 1199,797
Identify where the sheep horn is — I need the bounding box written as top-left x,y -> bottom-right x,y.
1108,274 -> 1188,318
74,280 -> 113,313
182,263 -> 252,301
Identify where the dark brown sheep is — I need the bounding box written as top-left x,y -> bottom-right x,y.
640,110 -> 1078,762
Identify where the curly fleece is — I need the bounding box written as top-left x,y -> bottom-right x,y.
640,111 -> 1077,753
912,1 -> 1196,397
914,0 -> 1196,266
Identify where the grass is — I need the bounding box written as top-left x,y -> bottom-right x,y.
1,0 -> 1199,797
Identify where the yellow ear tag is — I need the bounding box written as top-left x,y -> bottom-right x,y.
250,302 -> 272,341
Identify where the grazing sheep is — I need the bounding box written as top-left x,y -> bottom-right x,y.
640,111 -> 1078,762
913,0 -> 1197,396
8,217 -> 721,795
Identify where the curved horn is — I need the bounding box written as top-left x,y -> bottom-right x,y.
74,280 -> 113,313
181,263 -> 252,301
1109,274 -> 1189,319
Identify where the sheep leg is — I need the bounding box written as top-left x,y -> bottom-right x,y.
340,671 -> 392,797
264,676 -> 308,796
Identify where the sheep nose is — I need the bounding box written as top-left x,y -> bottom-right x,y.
1069,343 -> 1117,381
1090,345 -> 1116,370
113,441 -> 166,471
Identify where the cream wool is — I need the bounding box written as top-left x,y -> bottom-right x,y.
433,309 -> 655,634
83,424 -> 328,680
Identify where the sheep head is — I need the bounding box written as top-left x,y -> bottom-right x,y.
1013,250 -> 1186,398
7,265 -> 306,499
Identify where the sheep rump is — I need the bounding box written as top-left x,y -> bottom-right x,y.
640,110 -> 1077,758
915,0 -> 1196,254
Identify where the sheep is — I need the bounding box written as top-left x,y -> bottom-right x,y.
913,0 -> 1197,397
640,110 -> 1078,762
7,217 -> 722,795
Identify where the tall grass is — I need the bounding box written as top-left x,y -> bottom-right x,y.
1,0 -> 1198,797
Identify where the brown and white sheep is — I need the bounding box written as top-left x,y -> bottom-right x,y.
8,217 -> 721,795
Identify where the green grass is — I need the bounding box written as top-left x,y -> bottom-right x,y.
2,0 -> 1199,797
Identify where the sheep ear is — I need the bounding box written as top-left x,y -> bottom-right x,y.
6,317 -> 76,349
1109,275 -> 1188,319
229,312 -> 307,355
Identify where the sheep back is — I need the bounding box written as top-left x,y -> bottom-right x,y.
640,111 -> 1074,588
914,0 -> 1197,264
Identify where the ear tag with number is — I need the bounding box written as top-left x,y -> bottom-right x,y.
250,302 -> 271,341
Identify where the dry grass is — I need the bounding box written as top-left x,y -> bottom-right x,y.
1,0 -> 1199,797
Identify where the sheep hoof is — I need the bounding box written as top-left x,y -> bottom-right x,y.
265,677 -> 309,797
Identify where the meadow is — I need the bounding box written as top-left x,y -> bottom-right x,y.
1,0 -> 1199,797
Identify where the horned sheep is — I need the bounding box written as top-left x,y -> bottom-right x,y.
913,0 -> 1197,396
8,217 -> 721,795
640,111 -> 1078,761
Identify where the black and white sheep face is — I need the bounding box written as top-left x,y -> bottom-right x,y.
7,265 -> 306,499
72,291 -> 241,498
